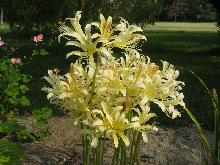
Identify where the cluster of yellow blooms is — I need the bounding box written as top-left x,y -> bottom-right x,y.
42,11 -> 185,148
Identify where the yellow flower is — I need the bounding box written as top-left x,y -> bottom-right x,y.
92,14 -> 114,41
130,106 -> 157,142
59,11 -> 104,60
110,18 -> 146,53
42,61 -> 96,121
91,102 -> 130,148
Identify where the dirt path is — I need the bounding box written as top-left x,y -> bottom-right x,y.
18,116 -> 211,165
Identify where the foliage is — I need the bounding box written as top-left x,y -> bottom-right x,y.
0,34 -> 52,165
167,0 -> 188,22
0,58 -> 31,115
160,0 -> 217,22
1,0 -> 217,36
98,0 -> 163,24
32,48 -> 49,57
32,107 -> 52,140
217,12 -> 220,36
0,120 -> 21,135
0,0 -> 76,36
0,107 -> 52,142
0,139 -> 23,165
1,0 -> 163,36
185,73 -> 220,164
0,120 -> 24,165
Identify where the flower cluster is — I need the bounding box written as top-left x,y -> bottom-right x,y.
43,12 -> 185,148
58,11 -> 146,61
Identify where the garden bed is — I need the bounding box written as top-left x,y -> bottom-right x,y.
18,116 -> 212,165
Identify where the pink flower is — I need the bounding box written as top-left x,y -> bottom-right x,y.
0,40 -> 4,47
10,47 -> 17,51
33,33 -> 43,42
10,57 -> 21,64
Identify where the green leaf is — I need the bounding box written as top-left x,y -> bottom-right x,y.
19,96 -> 30,106
0,139 -> 23,165
16,129 -> 36,141
41,107 -> 52,119
32,49 -> 38,56
40,49 -> 49,56
36,119 -> 48,128
19,85 -> 29,93
0,120 -> 21,134
32,109 -> 42,120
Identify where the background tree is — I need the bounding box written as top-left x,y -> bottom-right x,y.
208,0 -> 220,35
0,0 -> 218,36
159,0 -> 216,22
167,0 -> 188,22
1,0 -> 78,36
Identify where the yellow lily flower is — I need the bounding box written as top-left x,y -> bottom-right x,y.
130,106 -> 158,142
59,11 -> 106,60
92,14 -> 114,42
91,102 -> 130,148
110,18 -> 146,53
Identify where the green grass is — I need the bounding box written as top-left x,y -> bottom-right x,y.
145,22 -> 218,32
142,23 -> 220,129
1,22 -> 220,129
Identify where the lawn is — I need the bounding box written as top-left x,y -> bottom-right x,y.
145,22 -> 219,32
1,22 -> 220,129
144,22 -> 220,129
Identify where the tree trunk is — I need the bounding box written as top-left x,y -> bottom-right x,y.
0,8 -> 3,24
77,0 -> 85,11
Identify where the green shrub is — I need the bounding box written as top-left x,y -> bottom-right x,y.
0,139 -> 23,165
0,58 -> 31,115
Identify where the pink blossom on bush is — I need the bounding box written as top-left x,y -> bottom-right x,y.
10,47 -> 17,51
10,57 -> 21,64
0,40 -> 4,47
33,33 -> 43,42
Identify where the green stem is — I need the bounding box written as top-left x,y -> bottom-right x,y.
124,143 -> 127,165
120,139 -> 124,165
129,130 -> 136,165
133,132 -> 141,165
213,90 -> 220,164
86,135 -> 89,165
88,54 -> 101,164
92,148 -> 96,165
100,135 -> 105,165
184,106 -> 216,164
191,72 -> 220,164
82,127 -> 86,165
135,133 -> 141,165
89,54 -> 101,105
96,139 -> 101,165
111,147 -> 117,165
81,124 -> 89,165
115,144 -> 121,165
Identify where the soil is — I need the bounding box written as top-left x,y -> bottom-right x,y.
17,116 -> 213,165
